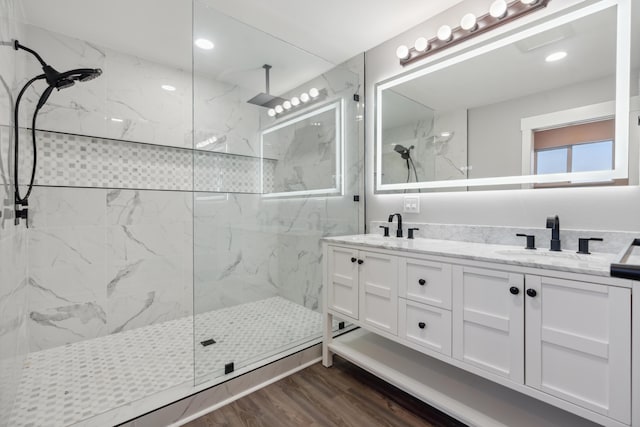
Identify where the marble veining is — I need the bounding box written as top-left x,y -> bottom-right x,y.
370,221 -> 637,255
325,234 -> 618,277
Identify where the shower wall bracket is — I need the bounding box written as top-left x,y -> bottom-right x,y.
14,204 -> 28,226
224,362 -> 234,374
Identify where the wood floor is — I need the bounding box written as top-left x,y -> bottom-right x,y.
185,356 -> 466,427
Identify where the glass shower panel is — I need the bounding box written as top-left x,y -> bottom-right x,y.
193,0 -> 363,385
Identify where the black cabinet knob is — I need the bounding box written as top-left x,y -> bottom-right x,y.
418,322 -> 426,329
357,259 -> 364,265
351,257 -> 357,263
526,288 -> 537,297
418,278 -> 426,286
509,286 -> 520,295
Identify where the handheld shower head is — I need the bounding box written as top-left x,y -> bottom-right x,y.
9,40 -> 104,221
43,66 -> 103,90
393,144 -> 414,160
14,41 -> 102,90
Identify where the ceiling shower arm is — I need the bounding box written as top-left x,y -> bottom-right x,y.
263,64 -> 272,95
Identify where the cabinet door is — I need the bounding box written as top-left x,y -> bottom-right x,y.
525,276 -> 631,424
453,266 -> 524,382
399,257 -> 452,309
399,298 -> 452,356
327,246 -> 359,319
359,251 -> 398,334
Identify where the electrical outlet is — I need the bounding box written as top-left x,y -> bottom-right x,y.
403,196 -> 420,213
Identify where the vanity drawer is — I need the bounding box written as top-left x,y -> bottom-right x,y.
399,257 -> 452,309
399,298 -> 451,356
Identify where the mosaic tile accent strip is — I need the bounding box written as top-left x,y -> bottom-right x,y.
12,128 -> 275,194
9,297 -> 324,427
194,150 -> 275,193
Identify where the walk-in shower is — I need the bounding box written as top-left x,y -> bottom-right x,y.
0,1 -> 363,425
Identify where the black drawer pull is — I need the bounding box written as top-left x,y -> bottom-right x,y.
418,279 -> 426,286
357,259 -> 364,265
509,286 -> 520,295
351,257 -> 357,263
418,322 -> 426,329
526,288 -> 537,298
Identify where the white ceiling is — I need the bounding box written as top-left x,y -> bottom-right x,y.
391,6 -> 620,113
21,0 -> 464,88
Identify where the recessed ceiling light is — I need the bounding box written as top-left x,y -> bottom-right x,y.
194,38 -> 214,50
161,84 -> 176,91
545,51 -> 567,62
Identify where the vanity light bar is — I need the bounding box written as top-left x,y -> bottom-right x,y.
267,88 -> 327,117
397,0 -> 550,66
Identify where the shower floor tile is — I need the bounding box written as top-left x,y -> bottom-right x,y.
9,297 -> 324,427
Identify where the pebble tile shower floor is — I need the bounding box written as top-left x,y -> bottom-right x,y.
9,297 -> 324,427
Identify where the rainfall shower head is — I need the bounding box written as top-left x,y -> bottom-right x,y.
247,64 -> 287,108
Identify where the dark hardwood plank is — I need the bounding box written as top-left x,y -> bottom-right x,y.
185,356 -> 467,427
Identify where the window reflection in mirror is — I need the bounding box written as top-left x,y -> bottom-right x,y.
376,2 -> 635,192
533,119 -> 626,187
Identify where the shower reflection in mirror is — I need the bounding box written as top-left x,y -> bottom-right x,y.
260,100 -> 344,198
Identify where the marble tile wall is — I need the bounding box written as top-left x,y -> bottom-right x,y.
1,23 -> 262,157
254,56 -> 364,313
26,187 -> 194,351
0,1 -> 28,425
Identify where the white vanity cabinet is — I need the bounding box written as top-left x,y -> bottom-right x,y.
326,245 -> 398,333
525,275 -> 631,424
452,266 -> 525,382
358,251 -> 399,334
326,246 -> 360,319
323,239 -> 635,427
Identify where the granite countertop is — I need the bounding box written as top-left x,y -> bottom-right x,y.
323,234 -> 618,277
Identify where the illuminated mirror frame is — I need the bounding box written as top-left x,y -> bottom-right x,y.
375,0 -> 631,192
261,99 -> 344,198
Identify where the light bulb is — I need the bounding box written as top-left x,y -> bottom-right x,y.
545,51 -> 567,62
460,13 -> 477,31
268,109 -> 276,117
309,87 -> 320,98
437,25 -> 453,42
521,0 -> 538,5
414,37 -> 429,52
396,45 -> 410,60
194,38 -> 214,50
283,100 -> 292,109
489,0 -> 508,18
300,93 -> 310,103
291,97 -> 300,106
275,105 -> 284,114
161,84 -> 176,91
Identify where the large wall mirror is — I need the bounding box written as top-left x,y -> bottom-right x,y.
376,1 -> 636,192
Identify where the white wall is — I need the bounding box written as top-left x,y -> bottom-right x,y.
365,0 -> 640,232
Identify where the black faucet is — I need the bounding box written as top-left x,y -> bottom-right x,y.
546,215 -> 561,251
388,213 -> 403,238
